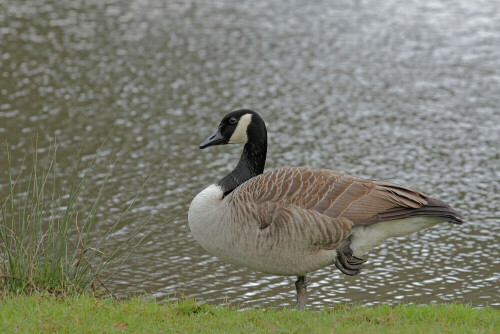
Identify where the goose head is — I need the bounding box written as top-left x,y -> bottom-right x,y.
199,109 -> 267,149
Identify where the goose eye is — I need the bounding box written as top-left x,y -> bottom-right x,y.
228,117 -> 237,125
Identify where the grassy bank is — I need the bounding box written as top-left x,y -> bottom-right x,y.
0,293 -> 498,333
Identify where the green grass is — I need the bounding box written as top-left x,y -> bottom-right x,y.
1,141 -> 165,295
0,293 -> 498,333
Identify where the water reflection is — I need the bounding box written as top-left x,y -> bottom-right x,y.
0,0 -> 499,308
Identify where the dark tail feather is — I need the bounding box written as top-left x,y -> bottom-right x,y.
380,198 -> 463,225
426,198 -> 464,224
357,197 -> 464,226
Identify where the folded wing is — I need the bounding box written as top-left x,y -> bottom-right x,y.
230,167 -> 462,250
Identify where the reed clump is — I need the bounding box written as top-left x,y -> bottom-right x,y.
0,141 -> 163,296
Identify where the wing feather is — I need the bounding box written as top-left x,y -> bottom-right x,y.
230,167 -> 443,250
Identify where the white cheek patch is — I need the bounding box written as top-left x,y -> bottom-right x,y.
228,113 -> 252,144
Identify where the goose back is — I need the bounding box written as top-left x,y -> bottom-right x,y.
233,166 -> 447,228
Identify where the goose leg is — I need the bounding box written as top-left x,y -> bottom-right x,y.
295,275 -> 307,310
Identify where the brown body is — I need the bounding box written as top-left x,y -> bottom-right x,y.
188,167 -> 462,276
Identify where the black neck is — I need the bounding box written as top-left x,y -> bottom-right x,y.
217,139 -> 267,197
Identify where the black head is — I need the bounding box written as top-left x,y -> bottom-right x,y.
199,109 -> 265,149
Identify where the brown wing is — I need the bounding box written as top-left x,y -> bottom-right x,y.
229,167 -> 462,250
236,166 -> 428,221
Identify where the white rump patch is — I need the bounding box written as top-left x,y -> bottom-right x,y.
228,113 -> 252,144
350,217 -> 442,257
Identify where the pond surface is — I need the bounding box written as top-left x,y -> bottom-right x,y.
1,0 -> 499,308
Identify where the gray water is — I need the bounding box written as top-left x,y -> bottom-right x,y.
0,0 -> 499,308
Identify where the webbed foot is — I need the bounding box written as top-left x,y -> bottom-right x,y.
334,238 -> 366,276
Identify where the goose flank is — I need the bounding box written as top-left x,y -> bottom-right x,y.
188,109 -> 464,310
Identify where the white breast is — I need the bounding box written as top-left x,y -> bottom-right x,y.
188,184 -> 224,249
188,184 -> 252,262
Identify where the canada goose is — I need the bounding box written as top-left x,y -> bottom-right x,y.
188,109 -> 463,310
